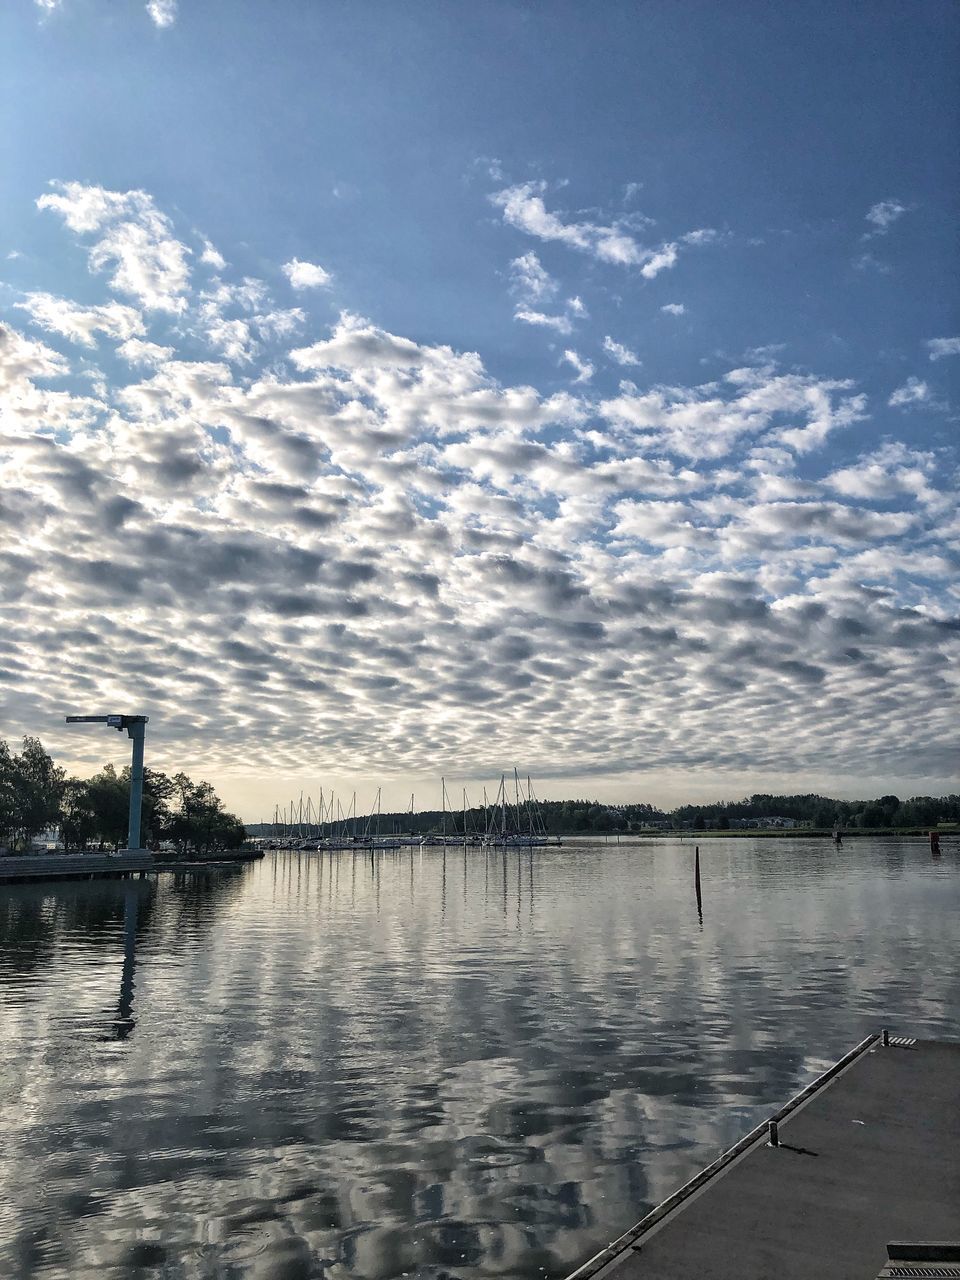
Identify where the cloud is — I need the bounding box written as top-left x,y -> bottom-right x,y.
289,311 -> 430,371
927,337 -> 960,361
888,377 -> 931,408
115,337 -> 175,366
853,251 -> 892,274
640,243 -> 678,278
0,323 -> 69,385
661,303 -> 685,316
509,252 -> 558,303
35,0 -> 178,20
15,293 -> 145,347
602,336 -> 641,366
491,181 -> 714,277
199,240 -> 227,270
864,199 -> 908,236
562,350 -> 594,384
825,443 -> 940,506
146,0 -> 177,26
512,293 -> 585,336
1,183 -> 957,804
190,276 -> 304,364
515,308 -> 572,335
600,367 -> 866,459
37,181 -> 191,312
282,259 -> 333,290
36,182 -> 141,234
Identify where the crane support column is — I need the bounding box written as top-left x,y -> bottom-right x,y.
127,719 -> 146,851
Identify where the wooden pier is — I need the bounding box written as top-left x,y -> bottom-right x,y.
565,1033 -> 960,1280
0,851 -> 262,883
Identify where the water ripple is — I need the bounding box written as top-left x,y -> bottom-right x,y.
0,838 -> 957,1278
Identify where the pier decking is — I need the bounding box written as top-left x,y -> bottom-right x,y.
0,851 -> 262,882
566,1034 -> 960,1280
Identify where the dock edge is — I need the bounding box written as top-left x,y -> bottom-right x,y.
563,1030 -> 882,1280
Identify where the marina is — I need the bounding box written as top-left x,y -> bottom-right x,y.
260,769 -> 563,851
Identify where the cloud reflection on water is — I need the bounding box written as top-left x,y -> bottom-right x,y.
0,838 -> 957,1279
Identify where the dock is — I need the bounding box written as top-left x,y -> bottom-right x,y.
0,851 -> 262,883
565,1033 -> 960,1280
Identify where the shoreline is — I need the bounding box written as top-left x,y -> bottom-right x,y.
561,827 -> 955,841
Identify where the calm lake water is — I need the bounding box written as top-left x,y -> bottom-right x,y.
1,838 -> 957,1280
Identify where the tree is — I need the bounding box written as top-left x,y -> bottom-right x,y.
166,773 -> 245,855
59,778 -> 98,850
857,802 -> 889,828
85,765 -> 129,849
9,737 -> 65,849
119,766 -> 175,847
0,740 -> 17,850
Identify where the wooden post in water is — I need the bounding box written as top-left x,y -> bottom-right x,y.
695,845 -> 702,923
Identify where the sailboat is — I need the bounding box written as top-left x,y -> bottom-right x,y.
481,769 -> 561,848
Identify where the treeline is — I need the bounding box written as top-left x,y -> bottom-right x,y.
0,736 -> 245,855
666,792 -> 960,831
539,793 -> 959,832
287,793 -> 959,836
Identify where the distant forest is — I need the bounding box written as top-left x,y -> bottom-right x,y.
253,791 -> 960,837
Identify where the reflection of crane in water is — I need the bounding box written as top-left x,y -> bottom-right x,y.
106,882 -> 150,1041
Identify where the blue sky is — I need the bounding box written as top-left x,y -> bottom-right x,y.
1,0 -> 958,816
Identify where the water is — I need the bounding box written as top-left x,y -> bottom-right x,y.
1,838 -> 957,1279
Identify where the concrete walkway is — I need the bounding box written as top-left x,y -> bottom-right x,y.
567,1038 -> 960,1280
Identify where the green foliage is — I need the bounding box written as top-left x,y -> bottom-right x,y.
120,766 -> 176,846
0,737 -> 66,849
0,737 -> 245,856
59,777 -> 99,849
664,791 -> 959,832
164,772 -> 245,855
83,764 -> 129,847
0,740 -> 18,848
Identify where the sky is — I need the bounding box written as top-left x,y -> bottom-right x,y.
1,0 -> 958,820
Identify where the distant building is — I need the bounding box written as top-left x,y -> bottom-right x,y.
30,827 -> 62,851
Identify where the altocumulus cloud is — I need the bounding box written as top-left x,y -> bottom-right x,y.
0,181 -> 957,795
491,180 -> 717,279
35,0 -> 177,24
282,259 -> 333,290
